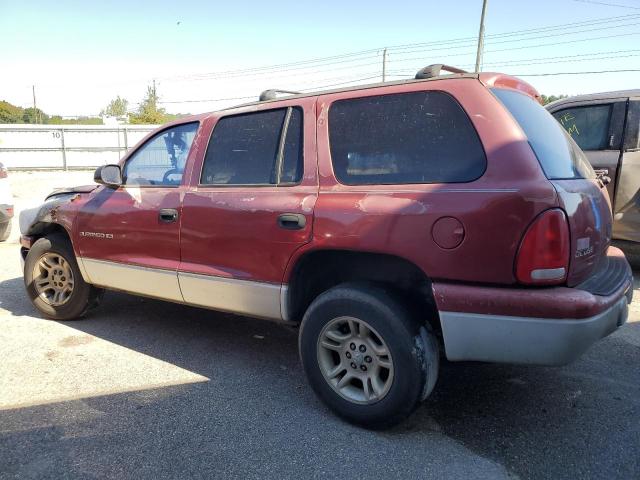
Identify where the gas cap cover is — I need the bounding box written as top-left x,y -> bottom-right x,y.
432,217 -> 465,249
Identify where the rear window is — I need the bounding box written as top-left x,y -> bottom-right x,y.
492,88 -> 595,180
328,91 -> 486,185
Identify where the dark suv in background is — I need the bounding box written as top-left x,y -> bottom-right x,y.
547,90 -> 640,258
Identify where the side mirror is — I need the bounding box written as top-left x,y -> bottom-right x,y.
94,164 -> 122,188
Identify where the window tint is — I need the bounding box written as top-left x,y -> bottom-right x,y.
492,89 -> 595,180
124,122 -> 198,186
552,105 -> 612,151
328,91 -> 486,185
280,108 -> 303,183
202,109 -> 298,185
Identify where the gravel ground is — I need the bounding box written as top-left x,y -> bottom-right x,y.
0,171 -> 638,479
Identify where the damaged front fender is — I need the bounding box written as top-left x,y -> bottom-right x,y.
19,185 -> 96,237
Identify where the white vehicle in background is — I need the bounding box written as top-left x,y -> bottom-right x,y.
0,162 -> 14,241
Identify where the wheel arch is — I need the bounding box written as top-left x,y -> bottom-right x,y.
284,249 -> 440,334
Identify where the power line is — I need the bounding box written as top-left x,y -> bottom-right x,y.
380,30 -> 640,70
516,68 -> 640,76
572,0 -> 640,10
178,19 -> 640,83
384,12 -> 640,51
158,13 -> 640,82
389,49 -> 640,73
158,74 -> 384,104
386,20 -> 640,57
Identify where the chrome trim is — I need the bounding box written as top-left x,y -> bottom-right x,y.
178,271 -> 283,321
80,258 -> 183,302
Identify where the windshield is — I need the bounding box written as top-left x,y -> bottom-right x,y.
492,88 -> 595,180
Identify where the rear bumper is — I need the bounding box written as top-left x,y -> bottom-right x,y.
434,247 -> 633,365
439,296 -> 629,365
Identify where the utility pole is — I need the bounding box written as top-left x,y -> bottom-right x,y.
32,85 -> 39,124
382,48 -> 388,82
474,0 -> 489,73
151,79 -> 158,112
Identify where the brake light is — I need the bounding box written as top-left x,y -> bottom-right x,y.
516,209 -> 569,285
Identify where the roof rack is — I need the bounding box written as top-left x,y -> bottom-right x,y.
414,64 -> 468,80
259,89 -> 301,101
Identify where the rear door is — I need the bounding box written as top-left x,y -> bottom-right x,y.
178,98 -> 317,320
549,100 -> 627,204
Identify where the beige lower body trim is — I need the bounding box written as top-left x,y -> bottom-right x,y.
78,257 -> 285,321
81,258 -> 183,302
178,271 -> 282,320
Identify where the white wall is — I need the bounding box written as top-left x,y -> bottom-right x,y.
0,124 -> 157,169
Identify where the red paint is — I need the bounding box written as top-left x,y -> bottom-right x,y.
179,97 -> 318,283
431,217 -> 465,250
42,74 -> 627,321
433,247 -> 631,319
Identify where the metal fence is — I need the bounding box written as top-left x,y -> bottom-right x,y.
0,124 -> 157,170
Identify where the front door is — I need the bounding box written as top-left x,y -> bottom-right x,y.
550,101 -> 626,205
178,99 -> 318,320
75,122 -> 200,301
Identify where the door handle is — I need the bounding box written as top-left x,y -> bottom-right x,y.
159,208 -> 179,223
278,213 -> 306,230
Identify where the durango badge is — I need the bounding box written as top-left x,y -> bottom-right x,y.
80,231 -> 113,239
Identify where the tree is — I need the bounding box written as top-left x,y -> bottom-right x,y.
0,101 -> 23,123
130,85 -> 167,124
100,96 -> 129,117
540,94 -> 568,106
22,107 -> 48,124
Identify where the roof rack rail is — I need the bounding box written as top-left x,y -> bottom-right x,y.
259,89 -> 301,101
414,64 -> 468,80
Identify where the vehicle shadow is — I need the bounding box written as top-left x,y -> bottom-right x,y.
0,277 -> 638,479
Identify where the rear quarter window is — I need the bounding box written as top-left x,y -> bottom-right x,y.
492,88 -> 595,180
328,91 -> 486,185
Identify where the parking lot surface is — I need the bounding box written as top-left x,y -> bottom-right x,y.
0,172 -> 638,479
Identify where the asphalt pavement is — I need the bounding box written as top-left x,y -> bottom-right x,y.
0,239 -> 638,480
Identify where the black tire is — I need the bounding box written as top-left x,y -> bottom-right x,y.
24,234 -> 103,320
0,220 -> 11,242
299,283 -> 439,429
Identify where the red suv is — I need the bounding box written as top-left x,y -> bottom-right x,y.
19,65 -> 633,428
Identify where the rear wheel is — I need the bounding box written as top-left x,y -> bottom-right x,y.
0,220 -> 11,242
24,234 -> 103,320
299,283 -> 439,429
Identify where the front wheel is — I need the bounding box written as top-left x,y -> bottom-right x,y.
299,283 -> 439,429
24,234 -> 103,320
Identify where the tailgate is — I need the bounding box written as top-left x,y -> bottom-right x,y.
551,179 -> 612,285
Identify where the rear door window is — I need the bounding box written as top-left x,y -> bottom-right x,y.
552,105 -> 612,151
328,91 -> 486,185
201,107 -> 303,186
492,88 -> 595,180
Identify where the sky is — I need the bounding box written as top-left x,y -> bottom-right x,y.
1,0 -> 639,117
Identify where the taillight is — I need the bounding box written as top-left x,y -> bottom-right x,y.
0,167 -> 7,179
516,209 -> 569,285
